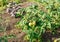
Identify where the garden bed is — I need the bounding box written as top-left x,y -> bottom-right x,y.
0,0 -> 60,42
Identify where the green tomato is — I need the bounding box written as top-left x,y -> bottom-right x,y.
24,35 -> 30,40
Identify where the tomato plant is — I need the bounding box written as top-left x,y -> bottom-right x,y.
0,0 -> 60,42
15,1 -> 60,42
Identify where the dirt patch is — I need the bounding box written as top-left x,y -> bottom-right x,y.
1,13 -> 20,30
0,13 -> 26,42
42,30 -> 60,42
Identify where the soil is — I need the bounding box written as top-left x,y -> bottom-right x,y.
0,13 -> 26,42
43,30 -> 60,42
0,2 -> 33,42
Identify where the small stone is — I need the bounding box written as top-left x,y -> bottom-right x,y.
10,12 -> 15,16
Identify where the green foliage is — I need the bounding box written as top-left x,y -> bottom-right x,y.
15,1 -> 60,42
15,8 -> 25,18
0,0 -> 8,6
0,34 -> 16,42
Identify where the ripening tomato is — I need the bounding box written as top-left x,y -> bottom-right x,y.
29,21 -> 36,27
29,22 -> 33,26
33,21 -> 36,26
